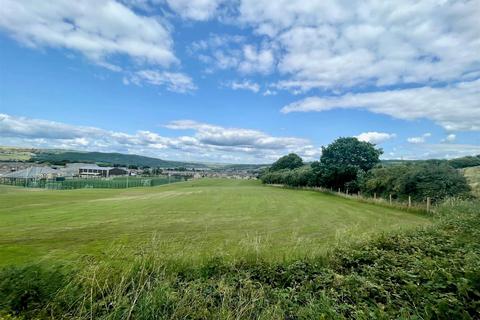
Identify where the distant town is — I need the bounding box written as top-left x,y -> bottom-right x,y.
0,161 -> 262,182
0,147 -> 267,189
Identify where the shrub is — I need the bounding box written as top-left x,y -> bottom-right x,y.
361,162 -> 471,202
260,166 -> 317,187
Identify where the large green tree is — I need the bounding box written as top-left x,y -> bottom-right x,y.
320,137 -> 382,189
270,153 -> 304,172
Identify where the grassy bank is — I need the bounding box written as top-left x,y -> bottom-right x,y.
463,166 -> 480,196
0,179 -> 429,265
0,199 -> 478,319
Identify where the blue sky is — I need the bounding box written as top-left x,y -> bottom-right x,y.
0,0 -> 479,163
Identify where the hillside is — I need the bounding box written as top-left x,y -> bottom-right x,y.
463,166 -> 480,196
31,150 -> 208,168
0,147 -> 207,168
0,147 -> 37,161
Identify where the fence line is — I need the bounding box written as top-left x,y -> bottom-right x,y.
270,184 -> 433,214
0,175 -> 187,190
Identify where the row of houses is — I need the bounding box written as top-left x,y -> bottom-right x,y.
0,163 -> 129,181
159,168 -> 258,180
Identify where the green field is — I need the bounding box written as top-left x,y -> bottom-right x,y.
0,179 -> 430,266
463,166 -> 480,196
0,147 -> 34,161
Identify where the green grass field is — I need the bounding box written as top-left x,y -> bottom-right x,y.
0,147 -> 34,161
463,166 -> 480,196
0,179 -> 431,266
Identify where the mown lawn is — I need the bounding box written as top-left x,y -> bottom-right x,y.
0,179 -> 430,265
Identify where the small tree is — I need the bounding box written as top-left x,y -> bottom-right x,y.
270,153 -> 304,172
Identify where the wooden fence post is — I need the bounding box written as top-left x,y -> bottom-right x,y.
389,194 -> 392,205
374,192 -> 376,200
408,195 -> 411,208
427,197 -> 431,212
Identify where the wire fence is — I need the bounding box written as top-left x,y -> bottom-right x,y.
0,175 -> 187,190
271,184 -> 434,213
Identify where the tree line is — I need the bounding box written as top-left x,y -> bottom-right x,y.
260,137 -> 473,203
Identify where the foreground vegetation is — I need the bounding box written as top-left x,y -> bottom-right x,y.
0,179 -> 429,265
0,199 -> 478,319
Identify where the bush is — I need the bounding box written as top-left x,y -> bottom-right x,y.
260,166 -> 318,187
361,162 -> 471,202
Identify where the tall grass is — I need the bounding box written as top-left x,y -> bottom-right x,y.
1,199 -> 479,319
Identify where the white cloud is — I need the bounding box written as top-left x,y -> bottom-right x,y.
191,34 -> 246,51
125,70 -> 197,93
237,0 -> 480,91
190,34 -> 275,75
396,143 -> 480,160
238,45 -> 275,74
263,89 -> 277,96
164,120 -> 312,151
227,80 -> 260,93
281,80 -> 480,131
0,114 -> 320,163
0,113 -> 104,140
421,143 -> 480,159
356,132 -> 396,144
0,0 -> 200,94
0,0 -> 177,68
443,134 -> 456,143
165,0 -> 224,21
407,133 -> 431,144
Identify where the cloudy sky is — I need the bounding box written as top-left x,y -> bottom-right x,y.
0,0 -> 479,163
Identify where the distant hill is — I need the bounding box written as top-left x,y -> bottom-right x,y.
2,146 -> 478,171
218,163 -> 269,171
0,147 -> 207,168
32,151 -> 209,168
381,155 -> 480,169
